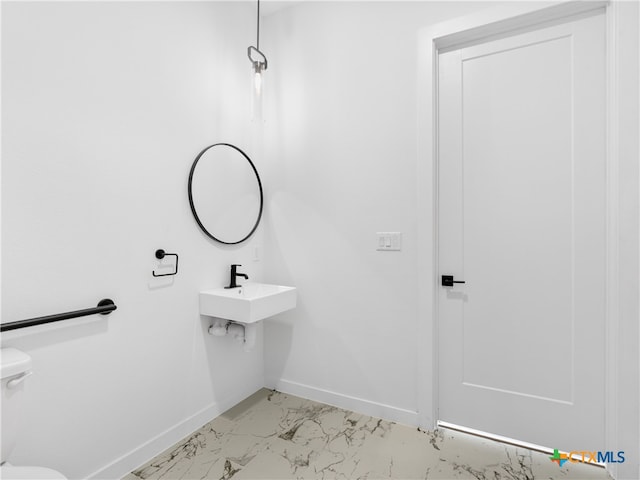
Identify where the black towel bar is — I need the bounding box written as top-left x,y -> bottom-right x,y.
1,299 -> 117,332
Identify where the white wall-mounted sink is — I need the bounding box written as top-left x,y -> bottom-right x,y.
199,283 -> 297,324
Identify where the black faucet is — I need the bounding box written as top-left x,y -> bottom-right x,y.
225,264 -> 248,289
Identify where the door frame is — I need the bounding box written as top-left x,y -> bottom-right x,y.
416,2 -> 639,479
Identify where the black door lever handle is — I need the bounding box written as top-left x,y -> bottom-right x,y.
442,275 -> 465,287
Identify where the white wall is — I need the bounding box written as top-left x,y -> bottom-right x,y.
613,2 -> 640,478
261,1 -> 494,423
1,2 -> 265,479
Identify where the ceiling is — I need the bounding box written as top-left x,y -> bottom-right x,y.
259,0 -> 304,16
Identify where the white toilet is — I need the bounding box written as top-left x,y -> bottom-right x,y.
1,348 -> 67,480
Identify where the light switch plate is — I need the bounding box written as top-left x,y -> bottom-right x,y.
376,232 -> 402,251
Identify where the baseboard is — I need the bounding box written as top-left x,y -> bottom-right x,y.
88,383 -> 261,480
272,379 -> 419,427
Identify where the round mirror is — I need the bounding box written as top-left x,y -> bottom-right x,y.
188,143 -> 263,245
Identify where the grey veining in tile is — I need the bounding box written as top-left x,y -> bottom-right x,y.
124,389 -> 612,480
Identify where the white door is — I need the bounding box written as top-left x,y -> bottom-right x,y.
437,12 -> 606,451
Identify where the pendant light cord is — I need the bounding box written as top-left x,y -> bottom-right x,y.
256,0 -> 260,51
247,0 -> 266,70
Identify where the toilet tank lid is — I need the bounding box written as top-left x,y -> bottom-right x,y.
1,348 -> 32,379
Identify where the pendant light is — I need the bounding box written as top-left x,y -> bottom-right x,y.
247,0 -> 267,120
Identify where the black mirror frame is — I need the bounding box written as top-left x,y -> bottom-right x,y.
188,143 -> 264,245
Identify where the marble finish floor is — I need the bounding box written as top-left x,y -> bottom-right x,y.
123,389 -> 611,480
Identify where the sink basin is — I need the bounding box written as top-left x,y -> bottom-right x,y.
199,283 -> 297,324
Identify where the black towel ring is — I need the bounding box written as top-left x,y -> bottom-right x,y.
152,249 -> 179,277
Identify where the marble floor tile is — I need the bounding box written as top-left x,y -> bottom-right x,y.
124,389 -> 612,480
